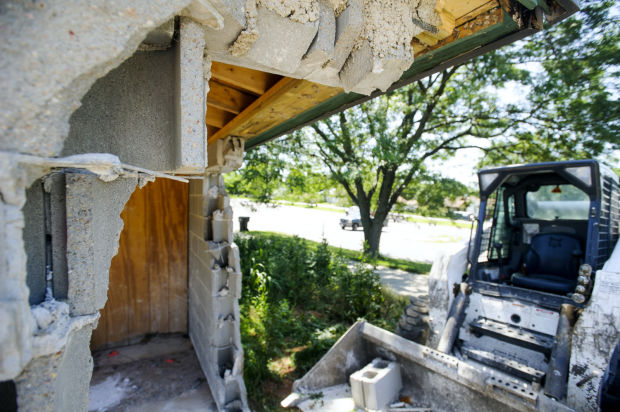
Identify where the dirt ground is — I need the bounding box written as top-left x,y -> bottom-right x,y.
89,334 -> 216,412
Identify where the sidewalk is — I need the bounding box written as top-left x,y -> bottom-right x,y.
376,266 -> 429,298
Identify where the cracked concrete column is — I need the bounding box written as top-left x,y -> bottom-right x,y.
64,173 -> 138,316
0,156 -> 35,381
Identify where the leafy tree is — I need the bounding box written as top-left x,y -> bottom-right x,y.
401,174 -> 475,217
224,143 -> 287,203
289,0 -> 618,256
479,0 -> 619,164
291,62 -> 509,256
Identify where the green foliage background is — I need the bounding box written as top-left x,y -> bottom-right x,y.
235,232 -> 408,411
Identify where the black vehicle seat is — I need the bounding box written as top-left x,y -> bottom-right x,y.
511,233 -> 582,294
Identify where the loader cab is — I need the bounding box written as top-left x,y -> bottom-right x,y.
469,160 -> 619,308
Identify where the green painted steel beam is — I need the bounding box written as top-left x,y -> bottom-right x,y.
517,0 -> 550,13
245,10 -> 522,150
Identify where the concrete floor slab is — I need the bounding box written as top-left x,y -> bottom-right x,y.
89,334 -> 216,412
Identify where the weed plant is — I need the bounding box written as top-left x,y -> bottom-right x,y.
235,232 -> 408,411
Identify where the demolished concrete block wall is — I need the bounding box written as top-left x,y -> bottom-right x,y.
188,175 -> 248,411
202,0 -> 442,95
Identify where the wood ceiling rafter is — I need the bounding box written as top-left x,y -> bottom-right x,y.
206,62 -> 283,138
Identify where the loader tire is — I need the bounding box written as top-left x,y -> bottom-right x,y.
396,295 -> 430,345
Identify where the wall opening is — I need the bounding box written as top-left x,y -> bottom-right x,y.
90,178 -> 189,350
87,178 -> 217,409
22,179 -> 47,305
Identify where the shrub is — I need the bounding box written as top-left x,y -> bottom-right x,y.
235,232 -> 407,411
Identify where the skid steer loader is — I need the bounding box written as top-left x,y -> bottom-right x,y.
284,160 -> 620,411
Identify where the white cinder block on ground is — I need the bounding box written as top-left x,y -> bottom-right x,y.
350,358 -> 402,410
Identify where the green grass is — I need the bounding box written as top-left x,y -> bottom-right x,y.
243,231 -> 432,274
404,215 -> 471,229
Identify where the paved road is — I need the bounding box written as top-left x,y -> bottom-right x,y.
231,199 -> 470,265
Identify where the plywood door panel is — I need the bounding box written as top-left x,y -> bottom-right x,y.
91,179 -> 188,350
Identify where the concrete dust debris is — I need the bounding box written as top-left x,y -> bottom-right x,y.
296,384 -> 356,412
88,373 -> 132,412
89,334 -> 216,411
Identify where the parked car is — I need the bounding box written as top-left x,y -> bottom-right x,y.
340,207 -> 361,230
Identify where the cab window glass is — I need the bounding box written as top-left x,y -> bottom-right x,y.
526,184 -> 589,220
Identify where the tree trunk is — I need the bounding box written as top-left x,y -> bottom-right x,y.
363,219 -> 384,257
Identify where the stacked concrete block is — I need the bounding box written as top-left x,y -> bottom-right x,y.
294,0 -> 336,78
350,358 -> 402,410
188,176 -> 249,411
339,0 -> 421,95
241,3 -> 320,74
305,0 -> 363,87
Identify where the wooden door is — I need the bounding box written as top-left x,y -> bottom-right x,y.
91,179 -> 188,350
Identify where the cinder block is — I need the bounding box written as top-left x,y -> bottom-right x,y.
339,40 -> 412,95
350,358 -> 402,410
330,0 -> 363,71
295,0 -> 336,78
212,207 -> 233,242
243,5 -> 319,73
203,0 -> 247,56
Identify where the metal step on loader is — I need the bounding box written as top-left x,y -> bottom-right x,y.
282,160 -> 620,412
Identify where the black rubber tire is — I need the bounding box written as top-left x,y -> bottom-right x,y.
341,225 -> 346,230
352,223 -> 359,231
396,295 -> 430,345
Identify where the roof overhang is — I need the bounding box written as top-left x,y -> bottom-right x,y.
201,0 -> 579,150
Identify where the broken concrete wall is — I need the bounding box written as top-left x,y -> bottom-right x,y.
0,0 -> 193,158
63,173 -> 138,316
15,321 -> 95,412
6,170 -> 136,410
63,18 -> 207,174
